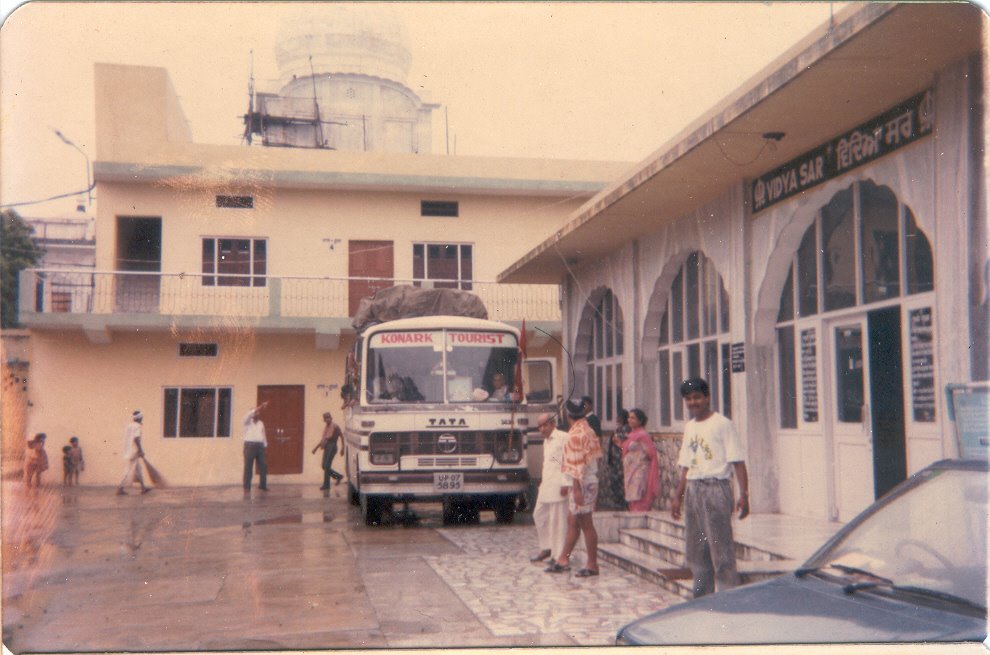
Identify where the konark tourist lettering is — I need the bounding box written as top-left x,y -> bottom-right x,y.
751,89 -> 934,213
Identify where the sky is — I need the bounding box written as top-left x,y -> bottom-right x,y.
0,2 -> 845,217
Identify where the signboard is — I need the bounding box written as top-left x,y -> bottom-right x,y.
447,331 -> 516,348
370,331 -> 440,348
752,89 -> 934,213
909,307 -> 936,422
800,328 -> 818,423
370,330 -> 516,349
945,383 -> 989,460
730,342 -> 745,373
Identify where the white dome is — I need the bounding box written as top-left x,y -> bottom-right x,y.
275,4 -> 412,88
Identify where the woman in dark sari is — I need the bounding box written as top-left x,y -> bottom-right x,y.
597,409 -> 628,509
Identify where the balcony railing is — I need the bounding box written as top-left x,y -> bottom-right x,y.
19,269 -> 561,323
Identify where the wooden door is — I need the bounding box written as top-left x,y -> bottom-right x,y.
349,240 -> 394,316
257,385 -> 305,475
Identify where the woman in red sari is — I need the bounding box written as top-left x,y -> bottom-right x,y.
618,409 -> 659,512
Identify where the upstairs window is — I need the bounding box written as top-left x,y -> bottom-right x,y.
413,243 -> 472,290
421,200 -> 459,217
179,343 -> 219,357
202,238 -> 267,287
215,195 -> 254,209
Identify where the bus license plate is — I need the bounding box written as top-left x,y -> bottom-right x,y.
434,472 -> 463,492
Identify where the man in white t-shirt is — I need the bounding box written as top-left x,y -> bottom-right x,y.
243,401 -> 269,492
671,377 -> 749,598
117,410 -> 151,495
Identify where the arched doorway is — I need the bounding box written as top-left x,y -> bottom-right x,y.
773,180 -> 935,520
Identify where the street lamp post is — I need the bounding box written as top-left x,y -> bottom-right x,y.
52,129 -> 92,209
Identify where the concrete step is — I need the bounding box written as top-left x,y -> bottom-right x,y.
627,520 -> 773,564
601,540 -> 798,599
647,513 -> 684,539
645,513 -> 787,562
619,528 -> 685,565
598,542 -> 693,600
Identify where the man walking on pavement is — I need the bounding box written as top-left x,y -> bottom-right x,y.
117,410 -> 151,495
312,411 -> 344,490
670,377 -> 749,598
530,412 -> 569,563
243,401 -> 269,492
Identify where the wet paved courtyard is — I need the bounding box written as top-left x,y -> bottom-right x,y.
2,481 -> 680,651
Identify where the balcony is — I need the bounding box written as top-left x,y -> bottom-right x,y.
18,269 -> 561,346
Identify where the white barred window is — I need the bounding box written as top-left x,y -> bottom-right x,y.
656,252 -> 731,427
586,290 -> 624,425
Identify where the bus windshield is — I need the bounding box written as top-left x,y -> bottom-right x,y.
366,329 -> 518,404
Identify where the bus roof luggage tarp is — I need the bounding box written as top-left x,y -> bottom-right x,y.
352,285 -> 488,332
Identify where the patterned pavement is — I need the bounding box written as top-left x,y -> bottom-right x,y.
429,524 -> 681,645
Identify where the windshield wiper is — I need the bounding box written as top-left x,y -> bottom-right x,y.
843,581 -> 987,612
795,563 -> 892,584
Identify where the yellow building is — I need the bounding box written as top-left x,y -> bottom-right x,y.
18,62 -> 630,487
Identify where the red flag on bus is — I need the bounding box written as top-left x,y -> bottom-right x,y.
513,319 -> 526,401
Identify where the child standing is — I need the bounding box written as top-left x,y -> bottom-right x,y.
62,445 -> 74,486
69,436 -> 84,485
24,433 -> 49,488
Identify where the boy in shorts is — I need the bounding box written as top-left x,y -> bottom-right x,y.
545,399 -> 603,578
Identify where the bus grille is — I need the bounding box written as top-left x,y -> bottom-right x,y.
370,431 -> 498,456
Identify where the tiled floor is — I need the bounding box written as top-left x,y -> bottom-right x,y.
431,525 -> 680,644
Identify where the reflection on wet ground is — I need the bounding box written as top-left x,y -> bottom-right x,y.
2,481 -> 678,650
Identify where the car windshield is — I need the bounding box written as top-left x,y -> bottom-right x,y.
807,467 -> 987,607
366,329 -> 518,404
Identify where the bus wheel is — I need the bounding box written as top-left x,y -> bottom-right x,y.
441,498 -> 459,525
348,482 -> 360,506
361,494 -> 385,525
494,497 -> 516,524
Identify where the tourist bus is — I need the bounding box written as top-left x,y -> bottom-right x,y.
342,314 -> 555,524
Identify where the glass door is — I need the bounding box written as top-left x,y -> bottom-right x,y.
828,318 -> 875,521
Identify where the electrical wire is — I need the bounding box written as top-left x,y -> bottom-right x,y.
1,183 -> 96,210
714,138 -> 770,167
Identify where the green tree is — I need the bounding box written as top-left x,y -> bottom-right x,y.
1,209 -> 43,328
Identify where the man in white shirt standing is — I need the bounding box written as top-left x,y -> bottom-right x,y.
530,412 -> 569,563
243,401 -> 269,492
117,410 -> 151,495
671,377 -> 750,598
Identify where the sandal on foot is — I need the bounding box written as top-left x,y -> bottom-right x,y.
575,568 -> 599,577
530,549 -> 552,562
544,562 -> 571,573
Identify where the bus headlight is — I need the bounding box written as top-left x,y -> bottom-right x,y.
369,433 -> 397,466
370,452 -> 396,465
494,431 -> 523,464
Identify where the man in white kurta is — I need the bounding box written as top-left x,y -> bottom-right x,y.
117,410 -> 150,495
530,413 -> 569,562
